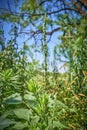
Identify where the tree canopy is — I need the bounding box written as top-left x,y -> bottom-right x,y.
0,0 -> 87,42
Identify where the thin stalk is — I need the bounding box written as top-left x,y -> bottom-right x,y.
43,13 -> 48,87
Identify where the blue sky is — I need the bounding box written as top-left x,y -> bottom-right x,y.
0,0 -> 67,73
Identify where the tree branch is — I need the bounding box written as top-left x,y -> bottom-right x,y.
79,0 -> 87,9
19,27 -> 60,36
71,0 -> 87,18
0,7 -> 86,17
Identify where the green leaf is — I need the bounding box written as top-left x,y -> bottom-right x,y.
12,122 -> 28,130
53,121 -> 68,129
24,93 -> 36,100
37,25 -> 43,31
0,116 -> 14,130
31,115 -> 40,124
25,99 -> 39,110
56,100 -> 68,109
9,15 -> 19,22
69,108 -> 77,113
14,108 -> 32,121
4,93 -> 22,104
27,80 -> 36,92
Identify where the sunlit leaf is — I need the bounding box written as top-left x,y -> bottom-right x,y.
12,122 -> 28,130
14,108 -> 32,121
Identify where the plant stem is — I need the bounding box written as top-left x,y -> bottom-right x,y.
43,13 -> 48,87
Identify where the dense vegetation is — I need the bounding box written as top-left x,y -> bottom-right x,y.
0,0 -> 87,130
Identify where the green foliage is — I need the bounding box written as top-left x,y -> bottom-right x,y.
0,116 -> 15,130
55,18 -> 87,90
1,74 -> 87,129
9,15 -> 19,22
1,86 -> 70,129
20,0 -> 37,11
